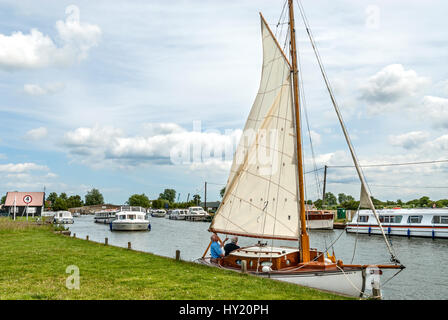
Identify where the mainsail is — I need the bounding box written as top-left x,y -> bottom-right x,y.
209,15 -> 300,241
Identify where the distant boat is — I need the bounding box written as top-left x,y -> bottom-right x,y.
306,210 -> 334,230
111,206 -> 150,231
346,208 -> 448,238
169,209 -> 188,220
94,209 -> 117,224
185,206 -> 210,221
151,209 -> 166,218
53,211 -> 74,224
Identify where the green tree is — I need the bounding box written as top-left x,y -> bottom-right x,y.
193,194 -> 201,205
46,192 -> 58,204
127,194 -> 151,208
314,199 -> 323,209
418,196 -> 431,207
338,193 -> 355,204
85,188 -> 104,206
66,195 -> 83,209
324,192 -> 337,207
1,195 -> 6,205
52,197 -> 68,211
159,189 -> 176,203
220,187 -> 226,198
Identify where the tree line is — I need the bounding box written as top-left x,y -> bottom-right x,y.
127,189 -> 202,209
29,188 -> 204,211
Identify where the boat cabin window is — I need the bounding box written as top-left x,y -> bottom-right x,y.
379,215 -> 402,223
432,216 -> 448,224
408,215 -> 423,223
357,215 -> 369,223
128,214 -> 136,220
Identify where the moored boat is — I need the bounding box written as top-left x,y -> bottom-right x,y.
306,210 -> 334,230
346,208 -> 448,238
94,209 -> 117,224
111,206 -> 151,231
185,206 -> 211,222
151,209 -> 166,218
169,209 -> 188,220
53,211 -> 74,224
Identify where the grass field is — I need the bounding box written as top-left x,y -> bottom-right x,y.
0,218 -> 351,300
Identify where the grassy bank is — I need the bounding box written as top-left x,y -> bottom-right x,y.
0,218 -> 351,300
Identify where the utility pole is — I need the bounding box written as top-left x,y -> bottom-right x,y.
322,165 -> 328,208
204,182 -> 207,212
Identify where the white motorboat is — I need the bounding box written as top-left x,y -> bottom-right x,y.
94,209 -> 117,224
151,209 -> 166,218
169,209 -> 188,220
346,208 -> 448,238
111,206 -> 151,231
53,211 -> 74,224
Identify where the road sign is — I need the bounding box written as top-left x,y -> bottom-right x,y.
23,195 -> 33,204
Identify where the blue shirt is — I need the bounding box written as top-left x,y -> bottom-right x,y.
210,241 -> 222,259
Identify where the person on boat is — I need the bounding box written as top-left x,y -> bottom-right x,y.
223,236 -> 240,256
210,234 -> 224,263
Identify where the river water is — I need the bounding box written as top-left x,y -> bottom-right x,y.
68,215 -> 448,300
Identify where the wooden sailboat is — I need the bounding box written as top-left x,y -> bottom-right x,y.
198,0 -> 404,299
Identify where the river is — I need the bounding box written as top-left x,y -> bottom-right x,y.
68,215 -> 448,300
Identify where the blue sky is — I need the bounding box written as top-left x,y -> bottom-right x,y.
1,0 -> 447,204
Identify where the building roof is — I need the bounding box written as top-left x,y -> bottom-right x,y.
4,192 -> 45,207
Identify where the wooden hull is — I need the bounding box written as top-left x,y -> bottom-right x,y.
198,257 -> 379,298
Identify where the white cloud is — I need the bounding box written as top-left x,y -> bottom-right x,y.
23,83 -> 65,96
61,123 -> 241,171
421,96 -> 448,128
359,64 -> 430,113
25,127 -> 48,140
389,131 -> 430,150
0,162 -> 49,173
0,5 -> 101,71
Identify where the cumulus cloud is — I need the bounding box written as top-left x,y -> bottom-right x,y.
359,64 -> 430,113
61,123 -> 242,171
0,5 -> 101,71
389,131 -> 430,150
24,127 -> 48,141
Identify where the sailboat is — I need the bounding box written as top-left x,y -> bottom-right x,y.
198,0 -> 405,299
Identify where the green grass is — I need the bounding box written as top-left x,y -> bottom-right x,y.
0,218 -> 352,300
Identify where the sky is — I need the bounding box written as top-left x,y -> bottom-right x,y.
0,0 -> 447,204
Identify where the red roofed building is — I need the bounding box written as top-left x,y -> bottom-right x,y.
4,192 -> 45,217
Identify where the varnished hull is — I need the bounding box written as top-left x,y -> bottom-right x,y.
197,258 -> 379,299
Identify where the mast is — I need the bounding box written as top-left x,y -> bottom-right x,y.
288,0 -> 310,263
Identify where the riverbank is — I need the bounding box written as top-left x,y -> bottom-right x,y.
0,218 -> 350,300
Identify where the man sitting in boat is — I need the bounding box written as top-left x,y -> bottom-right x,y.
223,236 -> 240,256
210,234 -> 224,264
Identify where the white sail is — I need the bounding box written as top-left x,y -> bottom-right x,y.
210,15 -> 300,241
